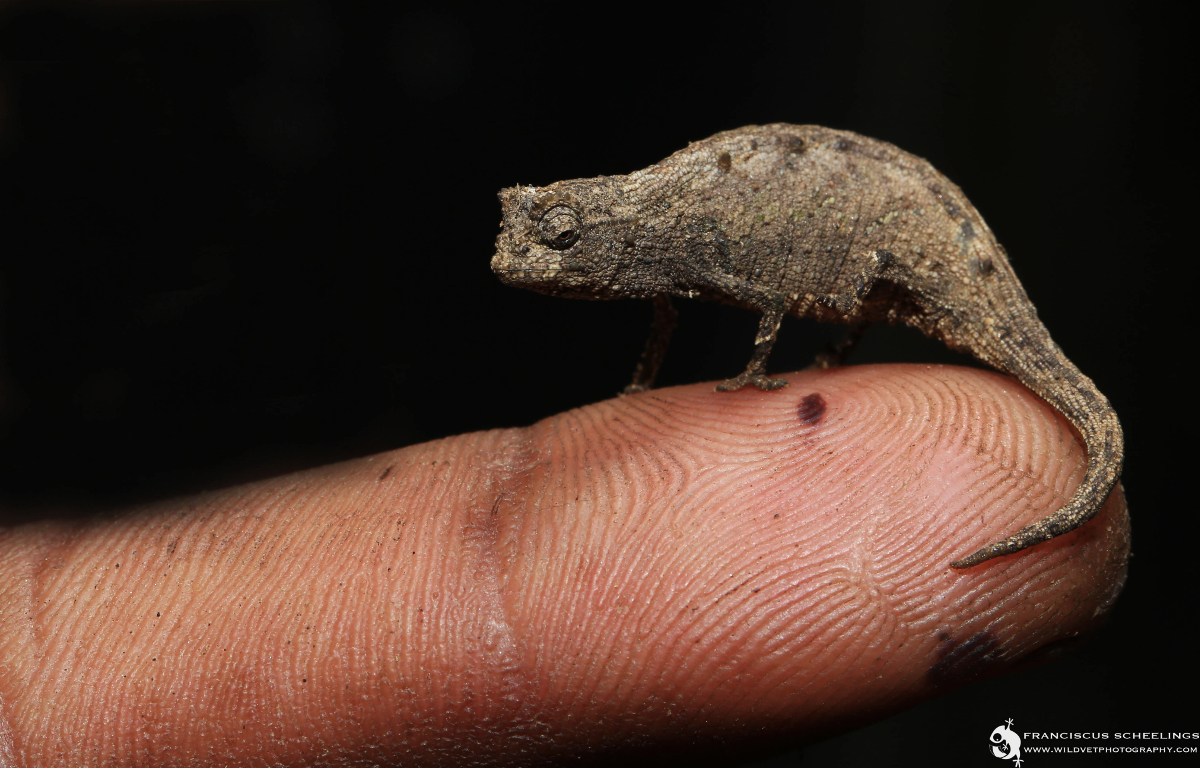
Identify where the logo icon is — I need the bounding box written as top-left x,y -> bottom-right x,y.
990,718 -> 1023,766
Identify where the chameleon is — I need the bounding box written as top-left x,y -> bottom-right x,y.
490,123 -> 1123,569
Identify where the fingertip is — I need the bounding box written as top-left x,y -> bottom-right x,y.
510,364 -> 1129,751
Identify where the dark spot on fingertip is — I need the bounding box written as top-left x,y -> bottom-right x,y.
798,393 -> 826,425
717,152 -> 732,172
379,466 -> 393,481
927,630 -> 1004,688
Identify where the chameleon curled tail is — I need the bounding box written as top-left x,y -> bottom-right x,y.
943,293 -> 1124,568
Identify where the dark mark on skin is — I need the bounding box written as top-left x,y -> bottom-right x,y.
970,257 -> 994,277
797,393 -> 827,425
927,630 -> 1004,688
379,466 -> 393,481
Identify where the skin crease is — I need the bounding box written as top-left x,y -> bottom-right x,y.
0,366 -> 1129,767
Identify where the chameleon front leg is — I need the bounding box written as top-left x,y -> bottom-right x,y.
624,294 -> 678,394
716,305 -> 789,391
694,272 -> 791,392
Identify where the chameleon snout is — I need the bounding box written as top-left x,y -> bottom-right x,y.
491,246 -> 566,284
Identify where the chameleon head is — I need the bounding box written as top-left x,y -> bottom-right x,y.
492,183 -> 635,299
491,185 -> 589,292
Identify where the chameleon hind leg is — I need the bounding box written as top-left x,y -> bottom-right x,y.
815,249 -> 897,316
812,321 -> 868,369
810,249 -> 909,368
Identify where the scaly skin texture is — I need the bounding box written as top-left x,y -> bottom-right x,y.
491,123 -> 1123,569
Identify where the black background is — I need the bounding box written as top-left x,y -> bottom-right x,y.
0,1 -> 1191,765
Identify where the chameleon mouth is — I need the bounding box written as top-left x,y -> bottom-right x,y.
494,267 -> 561,280
491,250 -> 564,280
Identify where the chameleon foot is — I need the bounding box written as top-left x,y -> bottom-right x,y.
716,373 -> 789,392
811,345 -> 841,370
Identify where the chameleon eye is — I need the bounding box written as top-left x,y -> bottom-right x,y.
538,205 -> 582,249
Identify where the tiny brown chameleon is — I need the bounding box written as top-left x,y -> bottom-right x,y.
491,124 -> 1123,569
